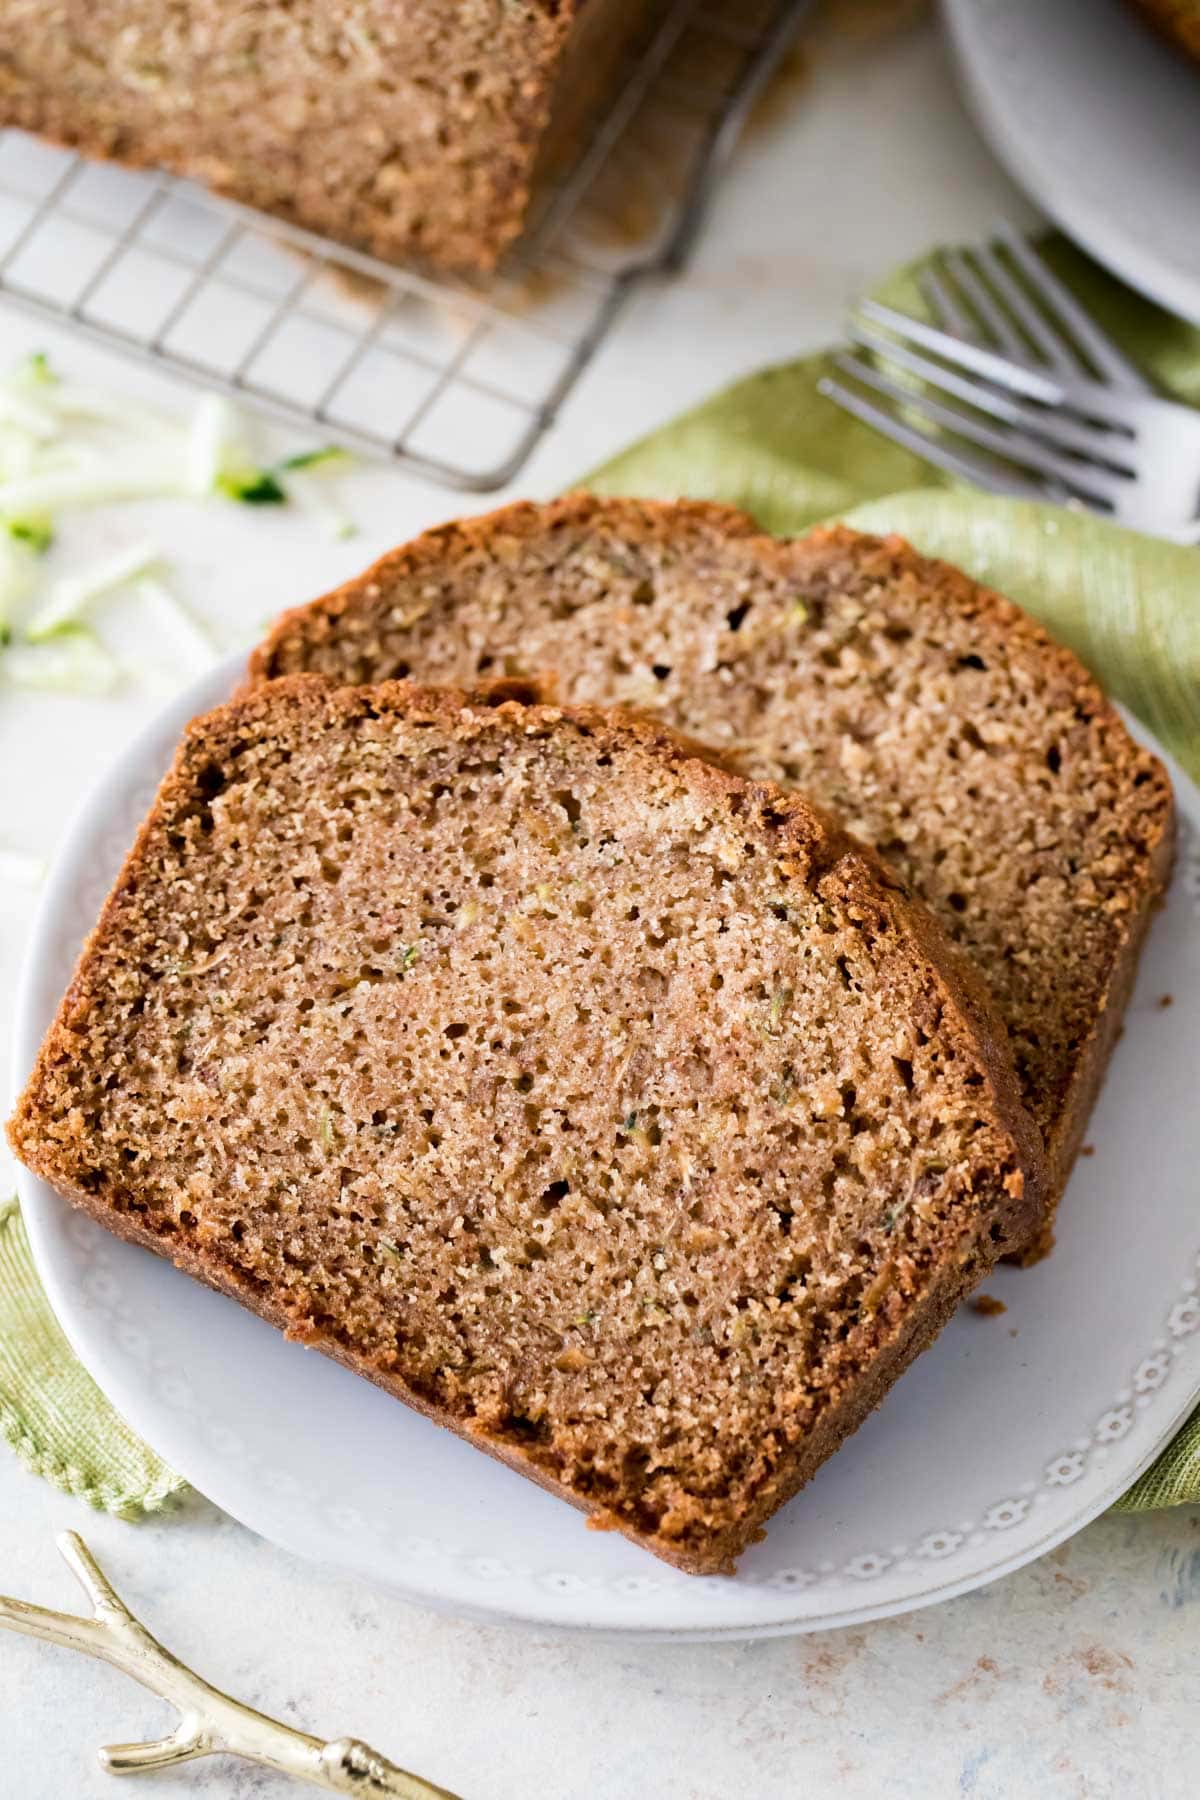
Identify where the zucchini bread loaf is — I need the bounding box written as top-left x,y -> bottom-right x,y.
251,496 -> 1176,1257
0,1 -> 657,273
9,680 -> 1041,1572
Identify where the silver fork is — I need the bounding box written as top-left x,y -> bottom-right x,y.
819,225 -> 1200,543
917,224 -> 1153,395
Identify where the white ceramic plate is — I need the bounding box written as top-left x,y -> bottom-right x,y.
943,0 -> 1200,325
12,655 -> 1200,1640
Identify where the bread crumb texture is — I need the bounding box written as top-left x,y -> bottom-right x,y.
10,681 -> 1039,1572
252,497 -> 1175,1241
970,1294 -> 1007,1318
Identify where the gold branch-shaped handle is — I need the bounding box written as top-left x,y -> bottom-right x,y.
0,1532 -> 463,1797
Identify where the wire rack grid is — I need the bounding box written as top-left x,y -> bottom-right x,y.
0,0 -> 813,492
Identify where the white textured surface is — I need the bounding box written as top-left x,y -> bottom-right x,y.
0,7 -> 1196,1795
1,1494 -> 1199,1800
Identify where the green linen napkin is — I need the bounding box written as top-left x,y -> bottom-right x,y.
0,1198 -> 183,1513
1,239 -> 1196,1517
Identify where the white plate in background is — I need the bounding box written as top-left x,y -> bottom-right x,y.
12,655 -> 1200,1638
944,0 -> 1200,325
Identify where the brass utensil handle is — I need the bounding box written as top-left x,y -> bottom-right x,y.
0,1532 -> 462,1798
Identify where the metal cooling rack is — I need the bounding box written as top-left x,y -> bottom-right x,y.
0,0 -> 813,492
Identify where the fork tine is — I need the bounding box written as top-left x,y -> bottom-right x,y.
994,224 -> 1154,392
830,352 -> 1132,509
920,267 -> 975,339
942,251 -> 1027,361
817,373 -> 1050,500
859,299 -> 1160,436
857,301 -> 1067,403
848,322 -> 1136,463
969,245 -> 1080,375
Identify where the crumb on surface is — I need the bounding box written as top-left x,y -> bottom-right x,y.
1158,994 -> 1174,1008
1080,1144 -> 1095,1157
970,1294 -> 1007,1317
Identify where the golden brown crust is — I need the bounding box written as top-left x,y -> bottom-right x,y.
1008,817 -> 1175,1263
10,676 -> 1042,1573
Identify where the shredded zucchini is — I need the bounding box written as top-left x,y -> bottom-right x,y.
3,626 -> 121,694
13,351 -> 58,390
25,542 -> 163,642
0,534 -> 34,640
7,516 -> 53,553
216,468 -> 287,506
0,358 -> 353,692
279,446 -> 352,473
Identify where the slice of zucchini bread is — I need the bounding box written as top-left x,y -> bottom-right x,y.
0,1 -> 660,274
9,680 -> 1041,1573
250,496 -> 1176,1257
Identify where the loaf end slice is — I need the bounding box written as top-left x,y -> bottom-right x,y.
10,679 -> 1041,1572
0,1 -> 662,275
249,496 -> 1176,1258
